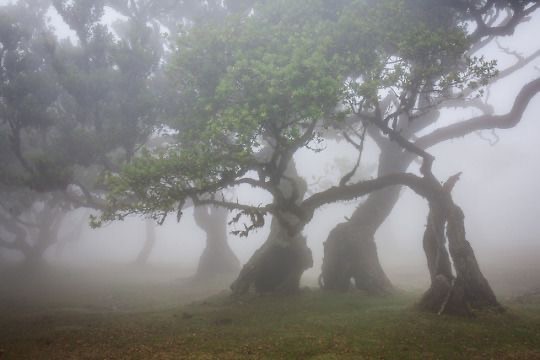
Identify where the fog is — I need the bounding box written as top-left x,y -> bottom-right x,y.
2,2 -> 539,291
0,0 -> 540,359
1,2 -> 540,357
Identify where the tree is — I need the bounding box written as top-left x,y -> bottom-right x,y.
320,0 -> 540,295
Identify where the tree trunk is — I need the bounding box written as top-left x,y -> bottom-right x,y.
443,204 -> 501,314
193,205 -> 241,280
417,200 -> 455,313
320,210 -> 393,294
320,142 -> 409,294
417,176 -> 501,315
134,219 -> 157,265
231,158 -> 312,295
231,215 -> 312,294
422,202 -> 454,282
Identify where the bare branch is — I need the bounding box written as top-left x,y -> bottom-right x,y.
417,77 -> 540,149
192,196 -> 273,215
339,126 -> 367,186
301,172 -> 434,220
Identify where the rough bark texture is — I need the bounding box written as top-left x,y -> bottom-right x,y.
444,204 -> 500,313
231,159 -> 312,295
320,141 -> 407,294
417,176 -> 501,315
231,216 -> 312,294
422,202 -> 453,283
418,199 -> 455,313
320,204 -> 393,294
193,205 -> 241,280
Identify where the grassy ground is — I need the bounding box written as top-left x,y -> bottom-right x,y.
1,267 -> 539,360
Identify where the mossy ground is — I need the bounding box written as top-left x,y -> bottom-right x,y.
1,267 -> 539,360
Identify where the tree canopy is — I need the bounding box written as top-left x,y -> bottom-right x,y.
97,0 -> 498,226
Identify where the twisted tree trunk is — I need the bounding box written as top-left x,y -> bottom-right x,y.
320,141 -> 409,294
443,203 -> 500,313
231,159 -> 313,295
231,215 -> 312,294
417,175 -> 500,315
417,197 -> 456,313
319,194 -> 395,293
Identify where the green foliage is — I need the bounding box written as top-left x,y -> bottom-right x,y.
0,0 -> 169,193
98,0 -> 498,224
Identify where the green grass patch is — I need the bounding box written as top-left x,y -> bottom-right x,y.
1,290 -> 540,359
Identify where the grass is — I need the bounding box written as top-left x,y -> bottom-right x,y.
1,286 -> 540,359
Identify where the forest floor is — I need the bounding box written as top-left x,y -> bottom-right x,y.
0,265 -> 539,359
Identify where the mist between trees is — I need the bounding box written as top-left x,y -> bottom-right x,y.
1,0 -> 540,318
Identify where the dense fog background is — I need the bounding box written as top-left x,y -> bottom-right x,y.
1,0 -> 538,295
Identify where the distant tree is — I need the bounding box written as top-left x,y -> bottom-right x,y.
0,0 -> 161,265
193,203 -> 241,280
0,0 -> 242,273
0,0 -> 75,264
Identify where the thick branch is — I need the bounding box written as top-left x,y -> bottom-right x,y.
417,77 -> 540,149
193,197 -> 273,215
302,172 -> 432,219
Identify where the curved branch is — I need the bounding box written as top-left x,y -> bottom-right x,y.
497,48 -> 540,80
416,77 -> 540,149
302,172 -> 433,219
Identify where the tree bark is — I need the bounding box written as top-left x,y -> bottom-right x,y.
320,141 -> 408,294
231,158 -> 313,295
193,205 -> 241,280
319,196 -> 394,294
417,176 -> 501,315
422,202 -> 454,283
231,215 -> 312,294
443,204 -> 500,313
417,199 -> 455,313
